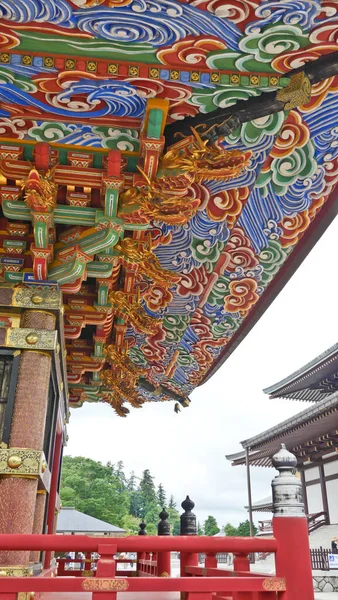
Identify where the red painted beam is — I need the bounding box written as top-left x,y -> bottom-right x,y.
0,576 -> 285,593
0,534 -> 278,554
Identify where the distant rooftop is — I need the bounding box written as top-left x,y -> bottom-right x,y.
245,496 -> 272,513
264,342 -> 338,402
57,507 -> 126,535
226,390 -> 338,466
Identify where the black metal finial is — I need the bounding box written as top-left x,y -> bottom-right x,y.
158,508 -> 171,536
180,496 -> 197,535
138,521 -> 147,535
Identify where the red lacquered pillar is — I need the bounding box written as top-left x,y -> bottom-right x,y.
0,309 -> 56,569
272,444 -> 314,600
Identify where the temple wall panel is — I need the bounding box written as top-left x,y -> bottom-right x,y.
327,480 -> 338,524
306,483 -> 323,515
324,460 -> 338,477
304,467 -> 320,482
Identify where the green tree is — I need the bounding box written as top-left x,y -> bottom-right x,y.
197,521 -> 204,536
224,522 -> 238,537
60,456 -> 185,537
237,520 -> 257,537
145,501 -> 161,532
122,514 -> 141,535
169,495 -> 177,509
60,456 -> 129,527
204,515 -> 220,536
157,483 -> 166,508
139,469 -> 157,517
167,506 -> 180,536
127,471 -> 137,491
114,460 -> 127,488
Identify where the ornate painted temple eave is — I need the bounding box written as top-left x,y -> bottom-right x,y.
200,185 -> 338,385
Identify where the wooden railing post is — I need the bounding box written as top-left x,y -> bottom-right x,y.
137,521 -> 147,576
272,445 -> 314,600
233,554 -> 251,600
157,508 -> 171,577
93,543 -> 117,600
57,557 -> 66,576
180,496 -> 198,600
233,553 -> 250,572
205,553 -> 217,569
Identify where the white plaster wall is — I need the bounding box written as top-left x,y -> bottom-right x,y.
324,460 -> 338,477
305,467 -> 320,482
307,483 -> 323,514
327,479 -> 338,524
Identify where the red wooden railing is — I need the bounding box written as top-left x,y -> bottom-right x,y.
57,557 -> 138,577
0,533 -> 284,600
307,511 -> 329,533
259,512 -> 329,536
258,520 -> 273,534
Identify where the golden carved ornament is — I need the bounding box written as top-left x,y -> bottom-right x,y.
0,565 -> 34,577
12,285 -> 62,310
25,332 -> 39,345
18,594 -> 35,600
160,128 -> 252,183
6,327 -> 57,351
119,176 -> 198,226
104,344 -> 145,383
119,130 -> 251,225
82,570 -> 94,578
262,578 -> 286,591
0,448 -> 47,480
82,579 -> 129,592
108,290 -> 160,335
7,455 -> 22,469
276,72 -> 311,111
100,370 -> 145,415
21,167 -> 57,212
116,236 -> 179,289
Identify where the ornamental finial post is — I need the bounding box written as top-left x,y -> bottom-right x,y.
158,508 -> 171,536
180,496 -> 197,535
138,521 -> 147,535
272,445 -> 314,599
271,444 -> 304,517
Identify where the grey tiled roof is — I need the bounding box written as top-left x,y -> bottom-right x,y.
57,507 -> 126,534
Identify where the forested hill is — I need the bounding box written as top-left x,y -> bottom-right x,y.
60,456 -> 255,536
60,456 -> 181,535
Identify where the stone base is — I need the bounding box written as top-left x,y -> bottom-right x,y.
313,575 -> 338,593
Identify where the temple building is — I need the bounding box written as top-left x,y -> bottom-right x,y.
56,507 -> 126,537
227,343 -> 338,531
0,0 -> 338,589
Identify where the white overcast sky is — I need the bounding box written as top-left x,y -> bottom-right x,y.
65,216 -> 338,529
